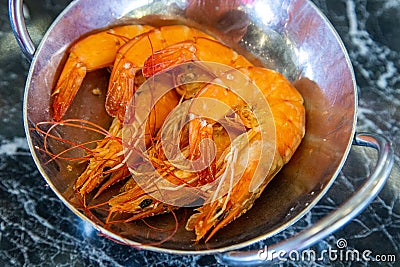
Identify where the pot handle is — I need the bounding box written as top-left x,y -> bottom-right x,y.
8,0 -> 35,61
216,132 -> 393,266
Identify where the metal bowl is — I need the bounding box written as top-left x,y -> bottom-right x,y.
9,0 -> 393,265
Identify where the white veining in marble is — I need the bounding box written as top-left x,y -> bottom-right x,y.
0,137 -> 29,156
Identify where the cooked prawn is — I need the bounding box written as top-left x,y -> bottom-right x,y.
106,25 -> 253,120
101,38 -> 304,241
106,66 -> 304,241
52,25 -> 154,121
105,109 -> 235,222
76,87 -> 181,197
44,24 -> 305,244
185,66 -> 305,241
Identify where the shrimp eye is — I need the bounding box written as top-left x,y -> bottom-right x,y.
139,199 -> 153,209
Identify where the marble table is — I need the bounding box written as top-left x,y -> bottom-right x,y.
0,0 -> 399,266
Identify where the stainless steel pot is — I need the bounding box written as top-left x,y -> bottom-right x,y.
9,0 -> 394,265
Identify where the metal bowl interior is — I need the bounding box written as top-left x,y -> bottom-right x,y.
24,0 -> 356,254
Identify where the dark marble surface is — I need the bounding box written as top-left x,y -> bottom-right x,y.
0,0 -> 399,266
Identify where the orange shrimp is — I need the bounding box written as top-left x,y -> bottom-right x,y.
105,177 -> 177,223
105,66 -> 304,236
105,66 -> 305,241
185,66 -> 305,242
44,24 -> 305,244
74,117 -> 125,195
52,25 -> 154,121
75,88 -> 181,197
106,25 -> 253,121
105,115 -> 234,223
